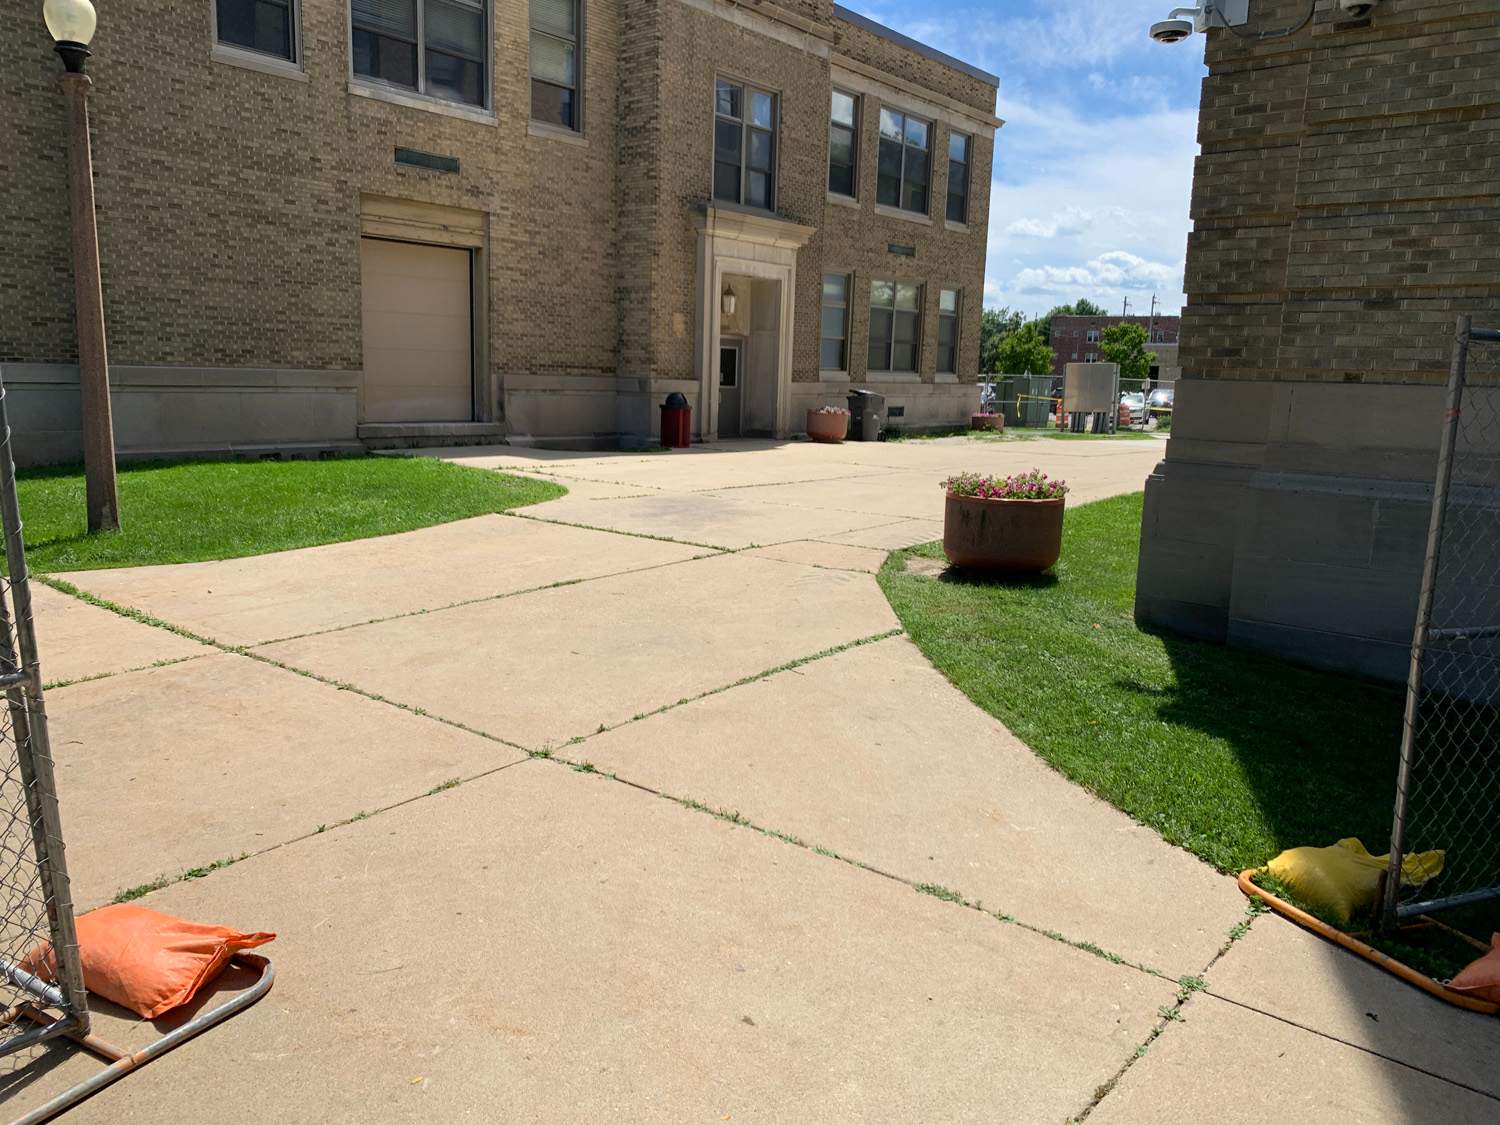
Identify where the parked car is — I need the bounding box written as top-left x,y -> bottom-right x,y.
1147,385 -> 1175,419
1119,392 -> 1147,426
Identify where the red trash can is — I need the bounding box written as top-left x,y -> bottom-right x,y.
660,392 -> 691,449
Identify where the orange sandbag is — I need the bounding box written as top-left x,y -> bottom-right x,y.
1448,934 -> 1500,1004
27,904 -> 274,1019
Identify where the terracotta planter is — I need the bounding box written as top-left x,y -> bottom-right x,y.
970,413 -> 1004,432
806,410 -> 849,444
943,493 -> 1065,572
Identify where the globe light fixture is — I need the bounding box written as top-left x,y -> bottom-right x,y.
43,0 -> 98,72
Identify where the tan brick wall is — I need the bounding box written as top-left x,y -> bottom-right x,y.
1,0 -> 994,434
1185,0 -> 1500,386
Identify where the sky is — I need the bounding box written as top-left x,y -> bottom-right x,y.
845,0 -> 1209,319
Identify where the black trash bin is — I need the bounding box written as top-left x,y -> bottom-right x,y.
846,388 -> 886,442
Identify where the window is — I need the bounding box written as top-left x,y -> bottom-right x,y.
217,0 -> 296,61
937,289 -> 960,374
1086,328 -> 1100,342
868,280 -> 921,372
829,90 -> 858,197
714,79 -> 777,211
877,108 -> 930,214
531,0 -> 580,129
946,132 -> 970,224
1086,352 -> 1097,363
352,0 -> 488,108
820,274 -> 850,371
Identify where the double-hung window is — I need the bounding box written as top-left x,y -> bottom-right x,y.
946,133 -> 970,224
937,289 -> 961,374
352,0 -> 488,109
820,275 -> 850,372
877,108 -> 930,214
868,281 -> 922,373
714,79 -> 777,211
216,0 -> 297,61
828,90 -> 858,198
531,0 -> 581,130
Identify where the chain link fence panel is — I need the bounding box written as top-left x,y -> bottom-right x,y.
1385,317 -> 1500,926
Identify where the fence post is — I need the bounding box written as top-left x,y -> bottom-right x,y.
1381,315 -> 1471,931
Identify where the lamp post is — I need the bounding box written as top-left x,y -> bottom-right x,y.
44,0 -> 120,533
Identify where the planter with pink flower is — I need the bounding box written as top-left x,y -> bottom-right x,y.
806,405 -> 850,444
941,469 -> 1068,572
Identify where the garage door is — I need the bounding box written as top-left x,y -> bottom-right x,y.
359,238 -> 473,423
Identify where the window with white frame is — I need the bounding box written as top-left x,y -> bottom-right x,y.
937,289 -> 960,374
946,132 -> 970,224
530,0 -> 580,130
352,0 -> 488,108
1086,327 -> 1100,342
877,108 -> 930,214
868,280 -> 921,372
828,90 -> 858,198
217,0 -> 297,61
714,79 -> 777,211
820,274 -> 850,371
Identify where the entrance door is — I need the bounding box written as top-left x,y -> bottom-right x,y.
718,340 -> 743,439
359,238 -> 473,423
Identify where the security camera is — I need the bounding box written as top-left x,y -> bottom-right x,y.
1150,18 -> 1194,43
1337,0 -> 1381,14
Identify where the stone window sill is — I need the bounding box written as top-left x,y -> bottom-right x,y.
874,204 -> 933,227
818,370 -> 851,382
944,220 -> 968,234
212,44 -> 307,82
528,120 -> 587,146
349,80 -> 497,126
827,192 -> 860,210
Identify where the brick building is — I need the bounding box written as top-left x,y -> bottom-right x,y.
1049,314 -> 1181,381
0,0 -> 998,462
1136,0 -> 1500,680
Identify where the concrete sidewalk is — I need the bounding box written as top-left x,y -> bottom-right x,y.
13,436 -> 1500,1123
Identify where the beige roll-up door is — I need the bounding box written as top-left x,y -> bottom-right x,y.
359,238 -> 473,423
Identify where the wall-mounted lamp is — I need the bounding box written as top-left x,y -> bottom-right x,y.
721,285 -> 738,318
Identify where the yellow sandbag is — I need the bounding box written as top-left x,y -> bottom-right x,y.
1265,838 -> 1444,926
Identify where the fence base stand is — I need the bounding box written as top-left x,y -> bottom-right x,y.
7,954 -> 275,1125
1238,871 -> 1498,1017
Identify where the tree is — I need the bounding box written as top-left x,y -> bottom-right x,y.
978,307 -> 1024,373
1099,322 -> 1157,383
1071,299 -> 1108,317
995,321 -> 1055,376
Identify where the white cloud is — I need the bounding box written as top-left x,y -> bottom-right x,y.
1005,205 -> 1130,240
1014,251 -> 1182,295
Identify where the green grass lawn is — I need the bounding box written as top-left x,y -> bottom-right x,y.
18,456 -> 565,572
879,492 -> 1407,875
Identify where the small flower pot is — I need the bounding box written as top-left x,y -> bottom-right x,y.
943,493 -> 1065,572
970,413 -> 1004,432
806,410 -> 849,444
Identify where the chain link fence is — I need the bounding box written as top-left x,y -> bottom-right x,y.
0,382 -> 90,1072
1384,316 -> 1500,927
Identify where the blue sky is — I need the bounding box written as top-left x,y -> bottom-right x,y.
845,0 -> 1209,318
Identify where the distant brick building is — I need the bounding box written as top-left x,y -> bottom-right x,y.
1049,315 -> 1181,380
0,0 -> 998,462
1136,0 -> 1500,681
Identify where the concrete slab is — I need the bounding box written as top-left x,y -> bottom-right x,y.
31,583 -> 211,687
18,763 -> 1178,1124
703,472 -> 952,521
575,637 -> 1245,976
63,516 -> 707,646
820,518 -> 946,550
519,491 -> 902,550
1206,916 -> 1500,1098
256,553 -> 901,750
1090,992 -> 1500,1125
744,540 -> 889,573
48,653 -> 524,908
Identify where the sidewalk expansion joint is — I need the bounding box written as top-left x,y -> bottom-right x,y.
1071,901 -> 1267,1122
504,510 -> 732,553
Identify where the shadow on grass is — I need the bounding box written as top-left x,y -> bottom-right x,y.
935,566 -> 1060,591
